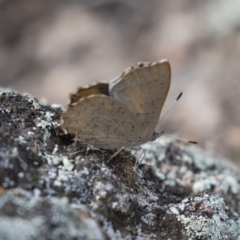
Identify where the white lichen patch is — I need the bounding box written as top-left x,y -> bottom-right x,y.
52,144 -> 58,154
44,153 -> 74,171
0,107 -> 11,114
11,147 -> 19,157
82,167 -> 89,175
111,202 -> 118,209
169,205 -> 180,215
193,173 -> 239,195
219,175 -> 239,194
153,168 -> 165,180
132,136 -> 172,164
94,182 -> 111,199
46,112 -> 55,122
36,118 -> 51,127
24,94 -> 41,110
27,131 -> 34,136
62,157 -> 74,171
21,93 -> 60,143
86,145 -> 100,152
141,142 -> 240,197
193,174 -> 219,193
35,110 -> 58,142
164,179 -> 176,187
0,216 -> 45,240
91,179 -> 131,213
36,120 -> 52,142
45,153 -> 62,165
172,194 -> 240,239
185,146 -> 240,195
186,145 -> 236,171
15,136 -> 26,144
51,103 -> 64,110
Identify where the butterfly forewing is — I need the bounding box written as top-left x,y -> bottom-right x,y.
109,60 -> 171,143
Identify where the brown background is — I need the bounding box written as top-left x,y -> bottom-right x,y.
1,0 -> 240,163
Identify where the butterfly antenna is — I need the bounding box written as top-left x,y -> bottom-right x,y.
161,131 -> 198,144
158,92 -> 182,123
154,92 -> 197,144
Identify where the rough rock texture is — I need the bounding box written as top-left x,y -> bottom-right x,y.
0,89 -> 239,240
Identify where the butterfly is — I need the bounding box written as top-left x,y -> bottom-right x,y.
61,60 -> 170,150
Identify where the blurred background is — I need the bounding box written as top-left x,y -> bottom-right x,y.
0,0 -> 240,164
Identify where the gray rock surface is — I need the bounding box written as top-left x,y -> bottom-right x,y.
0,89 -> 239,240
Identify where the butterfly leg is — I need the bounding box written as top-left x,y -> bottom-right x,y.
107,146 -> 125,163
132,147 -> 145,172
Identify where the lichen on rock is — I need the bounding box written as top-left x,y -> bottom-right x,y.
0,89 -> 239,239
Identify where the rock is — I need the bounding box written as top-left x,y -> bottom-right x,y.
0,89 -> 239,239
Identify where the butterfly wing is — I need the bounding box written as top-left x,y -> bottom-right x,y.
109,60 -> 171,143
61,95 -> 142,149
69,82 -> 109,106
